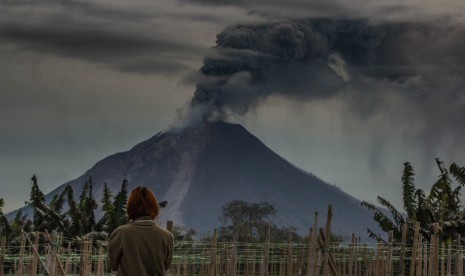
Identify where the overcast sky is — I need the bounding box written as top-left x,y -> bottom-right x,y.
1,0 -> 465,212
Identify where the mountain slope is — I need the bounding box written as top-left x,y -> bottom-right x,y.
12,122 -> 379,238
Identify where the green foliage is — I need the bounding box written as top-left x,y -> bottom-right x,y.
363,158 -> 465,243
78,177 -> 98,234
0,198 -> 12,238
402,162 -> 416,219
104,179 -> 128,234
172,225 -> 196,241
219,200 -> 276,242
218,200 -> 312,243
95,182 -> 114,232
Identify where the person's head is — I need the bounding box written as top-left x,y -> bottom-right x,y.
126,186 -> 159,220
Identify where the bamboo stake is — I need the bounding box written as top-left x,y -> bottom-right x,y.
431,223 -> 440,276
228,234 -> 238,276
209,229 -> 218,276
456,234 -> 463,275
251,250 -> 256,276
23,231 -> 49,275
399,223 -> 407,276
446,244 -> 451,276
167,221 -> 174,233
341,247 -> 346,276
375,240 -> 381,276
414,238 -> 422,276
386,231 -> 393,276
318,228 -> 339,276
409,221 -> 421,276
349,234 -> 355,276
183,256 -> 188,276
323,205 -> 333,276
308,212 -> 318,276
422,243 -> 427,276
440,242 -> 445,276
51,233 -> 66,276
262,225 -> 270,276
355,236 -> 359,276
31,232 -> 39,276
64,242 -> 72,274
97,246 -> 104,276
287,231 -> 293,276
0,236 -> 5,276
358,243 -> 361,276
16,232 -> 26,276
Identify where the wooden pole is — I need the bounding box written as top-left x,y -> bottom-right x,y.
409,221 -> 421,276
23,231 -> 49,275
31,232 -> 39,276
415,238 -> 422,276
287,231 -> 293,276
97,246 -> 104,276
167,221 -> 174,233
386,231 -> 393,276
318,228 -> 339,276
183,256 -> 188,276
457,235 -> 463,276
209,229 -> 218,276
440,242 -> 445,276
16,232 -> 26,276
262,224 -> 270,276
446,244 -> 451,276
422,243 -> 427,276
228,234 -> 238,276
399,223 -> 407,276
0,236 -> 5,276
356,237 -> 361,276
431,223 -> 440,276
64,242 -> 72,274
308,212 -> 318,276
349,234 -> 355,276
323,205 -> 333,276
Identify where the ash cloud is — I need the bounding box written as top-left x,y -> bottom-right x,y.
188,18 -> 465,151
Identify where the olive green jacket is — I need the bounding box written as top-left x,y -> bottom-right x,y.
108,217 -> 174,276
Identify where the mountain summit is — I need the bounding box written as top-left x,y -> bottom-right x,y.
17,122 -> 378,237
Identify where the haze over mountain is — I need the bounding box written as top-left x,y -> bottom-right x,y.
12,121 -> 379,238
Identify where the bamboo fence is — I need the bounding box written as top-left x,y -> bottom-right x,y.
1,206 -> 464,275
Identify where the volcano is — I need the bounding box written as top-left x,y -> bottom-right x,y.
14,122 -> 379,238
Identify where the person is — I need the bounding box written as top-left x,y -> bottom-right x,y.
108,186 -> 174,276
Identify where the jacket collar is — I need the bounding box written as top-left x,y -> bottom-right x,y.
131,216 -> 156,225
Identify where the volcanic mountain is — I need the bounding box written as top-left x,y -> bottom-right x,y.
15,122 -> 379,238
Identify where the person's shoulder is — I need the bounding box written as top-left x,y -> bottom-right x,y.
109,223 -> 133,237
154,224 -> 174,238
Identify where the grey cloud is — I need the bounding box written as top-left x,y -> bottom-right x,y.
0,24 -> 200,74
0,0 -> 210,74
183,18 -> 465,163
0,0 -> 153,21
183,0 -> 465,24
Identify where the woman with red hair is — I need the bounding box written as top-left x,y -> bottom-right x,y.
108,186 -> 174,276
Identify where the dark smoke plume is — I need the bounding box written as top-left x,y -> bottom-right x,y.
188,18 -> 465,130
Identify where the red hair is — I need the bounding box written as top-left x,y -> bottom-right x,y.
126,186 -> 159,220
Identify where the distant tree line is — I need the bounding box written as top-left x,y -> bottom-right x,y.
0,175 -> 129,244
0,176 -> 342,245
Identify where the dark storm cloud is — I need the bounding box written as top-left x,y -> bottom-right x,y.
0,0 -> 208,74
0,24 -> 199,74
0,0 -> 154,23
182,0 -> 465,22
